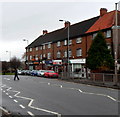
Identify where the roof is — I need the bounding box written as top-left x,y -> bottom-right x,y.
86,10 -> 120,33
27,16 -> 99,48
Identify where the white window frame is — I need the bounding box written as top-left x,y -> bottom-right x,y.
40,46 -> 42,50
69,50 -> 72,57
43,54 -> 46,58
35,55 -> 38,60
40,54 -> 42,59
64,51 -> 67,58
76,48 -> 82,57
69,40 -> 72,45
92,33 -> 97,40
36,47 -> 38,51
47,53 -> 51,59
64,40 -> 67,45
30,48 -> 32,52
30,55 -> 32,60
43,45 -> 45,49
76,37 -> 82,43
57,51 -> 61,58
57,41 -> 61,47
48,43 -> 51,48
106,30 -> 111,38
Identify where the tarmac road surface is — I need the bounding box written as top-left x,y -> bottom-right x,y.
0,75 -> 120,117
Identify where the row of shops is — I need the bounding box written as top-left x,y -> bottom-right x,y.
26,58 -> 86,74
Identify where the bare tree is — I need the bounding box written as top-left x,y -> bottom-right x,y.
10,56 -> 21,70
2,61 -> 10,74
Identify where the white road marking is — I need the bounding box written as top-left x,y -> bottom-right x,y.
48,83 -> 50,85
19,104 -> 25,109
27,111 -> 34,117
7,87 -> 12,91
13,99 -> 18,103
3,90 -> 5,92
6,93 -> 9,95
9,96 -> 13,98
1,89 -> 2,90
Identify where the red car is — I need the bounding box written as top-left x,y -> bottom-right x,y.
44,70 -> 58,78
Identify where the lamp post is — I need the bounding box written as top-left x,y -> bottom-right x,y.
59,20 -> 70,78
23,39 -> 29,70
23,39 -> 29,45
114,3 -> 119,86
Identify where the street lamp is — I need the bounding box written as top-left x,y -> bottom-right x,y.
6,51 -> 11,62
23,39 -> 29,70
23,39 -> 29,45
113,3 -> 119,85
59,20 -> 70,77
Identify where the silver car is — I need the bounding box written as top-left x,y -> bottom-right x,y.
37,70 -> 47,77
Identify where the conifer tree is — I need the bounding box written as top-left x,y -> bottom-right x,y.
86,32 -> 114,71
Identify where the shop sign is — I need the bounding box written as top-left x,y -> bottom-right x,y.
70,59 -> 86,64
52,60 -> 62,65
45,60 -> 53,64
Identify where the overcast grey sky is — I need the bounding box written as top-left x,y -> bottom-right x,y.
0,0 -> 119,61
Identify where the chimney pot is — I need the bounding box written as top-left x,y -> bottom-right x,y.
64,21 -> 70,27
100,8 -> 107,16
43,30 -> 48,35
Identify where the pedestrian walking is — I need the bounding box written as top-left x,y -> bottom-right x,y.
14,68 -> 20,81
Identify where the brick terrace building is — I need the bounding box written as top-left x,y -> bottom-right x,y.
25,8 -> 120,77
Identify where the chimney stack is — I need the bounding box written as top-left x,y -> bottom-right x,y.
100,8 -> 107,16
43,30 -> 48,35
64,21 -> 70,28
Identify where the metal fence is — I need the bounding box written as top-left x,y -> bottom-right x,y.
60,72 -> 120,85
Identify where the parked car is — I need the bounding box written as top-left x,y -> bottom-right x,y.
17,70 -> 22,75
31,70 -> 38,76
37,70 -> 47,77
44,70 -> 58,78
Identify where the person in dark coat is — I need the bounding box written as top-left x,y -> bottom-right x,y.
14,68 -> 20,81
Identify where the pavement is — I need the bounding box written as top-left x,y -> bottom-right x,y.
60,77 -> 120,90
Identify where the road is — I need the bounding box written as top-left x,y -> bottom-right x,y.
0,75 -> 120,117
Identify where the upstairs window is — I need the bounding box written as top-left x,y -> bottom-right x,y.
30,55 -> 32,60
76,48 -> 82,57
64,51 -> 67,58
40,54 -> 42,59
69,49 -> 72,57
35,55 -> 38,60
36,47 -> 38,51
57,51 -> 61,58
48,43 -> 51,48
57,41 -> 61,47
43,45 -> 45,49
106,30 -> 111,38
47,53 -> 51,59
69,40 -> 72,45
30,48 -> 32,52
64,40 -> 67,45
92,33 -> 97,40
40,46 -> 42,50
76,37 -> 82,43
